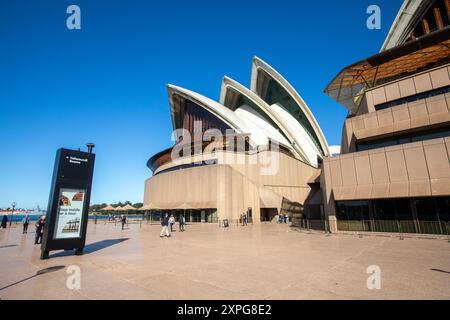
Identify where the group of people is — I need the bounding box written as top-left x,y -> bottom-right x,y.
277,213 -> 289,224
1,214 -> 46,245
1,215 -> 8,229
160,213 -> 185,238
106,214 -> 127,229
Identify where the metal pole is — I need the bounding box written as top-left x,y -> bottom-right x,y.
437,216 -> 443,235
397,220 -> 404,240
9,203 -> 16,228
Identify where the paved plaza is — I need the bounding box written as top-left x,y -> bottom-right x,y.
0,222 -> 449,300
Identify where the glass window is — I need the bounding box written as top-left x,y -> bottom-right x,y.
336,201 -> 369,220
394,198 -> 414,220
257,70 -> 325,156
183,100 -> 231,137
372,199 -> 397,220
436,197 -> 450,222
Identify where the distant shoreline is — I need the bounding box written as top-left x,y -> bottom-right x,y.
0,211 -> 44,215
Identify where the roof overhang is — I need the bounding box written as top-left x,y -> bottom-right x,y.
324,28 -> 450,115
381,0 -> 433,51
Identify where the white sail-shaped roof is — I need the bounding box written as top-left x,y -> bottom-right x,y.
250,56 -> 330,158
168,85 -> 273,147
233,105 -> 291,148
220,76 -> 314,164
166,57 -> 331,167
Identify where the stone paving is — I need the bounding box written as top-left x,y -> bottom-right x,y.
0,222 -> 449,300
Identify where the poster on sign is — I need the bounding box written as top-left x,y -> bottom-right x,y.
54,188 -> 86,239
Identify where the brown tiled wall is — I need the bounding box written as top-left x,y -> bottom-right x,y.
341,91 -> 450,152
365,65 -> 450,111
322,137 -> 450,217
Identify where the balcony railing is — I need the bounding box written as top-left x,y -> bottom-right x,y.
336,219 -> 450,236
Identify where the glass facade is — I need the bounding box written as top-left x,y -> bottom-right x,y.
183,100 -> 231,138
175,209 -> 217,223
335,197 -> 450,234
257,70 -> 325,156
147,209 -> 218,224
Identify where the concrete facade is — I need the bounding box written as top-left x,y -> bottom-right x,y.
144,150 -> 319,224
342,65 -> 450,153
144,57 -> 326,224
321,6 -> 450,233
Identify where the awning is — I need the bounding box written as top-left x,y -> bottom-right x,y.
141,203 -> 164,210
100,205 -> 115,211
324,28 -> 450,115
120,204 -> 137,211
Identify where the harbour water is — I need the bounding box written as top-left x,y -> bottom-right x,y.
1,214 -> 144,223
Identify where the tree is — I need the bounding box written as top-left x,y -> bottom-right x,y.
133,202 -> 143,209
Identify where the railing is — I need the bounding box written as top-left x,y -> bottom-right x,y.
100,215 -> 144,228
292,219 -> 329,233
218,219 -> 251,228
336,219 -> 450,236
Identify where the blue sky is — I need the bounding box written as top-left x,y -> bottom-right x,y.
0,0 -> 403,209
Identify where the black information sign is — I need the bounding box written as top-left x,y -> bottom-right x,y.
41,148 -> 95,259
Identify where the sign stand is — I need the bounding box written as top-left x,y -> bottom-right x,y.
41,146 -> 96,260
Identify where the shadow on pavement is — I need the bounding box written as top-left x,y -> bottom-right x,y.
49,238 -> 130,258
0,244 -> 17,249
0,265 -> 65,291
84,238 -> 129,254
431,268 -> 450,274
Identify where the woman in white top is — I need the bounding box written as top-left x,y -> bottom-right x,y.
169,215 -> 175,232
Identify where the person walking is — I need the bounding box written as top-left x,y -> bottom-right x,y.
179,214 -> 185,232
22,214 -> 30,234
169,214 -> 175,232
243,213 -> 248,226
121,214 -> 127,230
283,214 -> 288,224
160,213 -> 170,238
1,215 -> 7,228
34,216 -> 45,245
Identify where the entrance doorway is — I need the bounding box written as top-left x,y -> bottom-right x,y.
260,208 -> 278,222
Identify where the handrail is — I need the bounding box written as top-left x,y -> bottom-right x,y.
336,219 -> 449,236
447,221 -> 450,243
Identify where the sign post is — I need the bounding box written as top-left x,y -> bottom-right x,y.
41,146 -> 95,260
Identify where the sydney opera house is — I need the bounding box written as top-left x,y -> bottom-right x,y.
145,0 -> 450,234
144,56 -> 329,224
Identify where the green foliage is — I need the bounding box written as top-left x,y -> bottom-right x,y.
90,203 -> 107,212
90,201 -> 144,211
